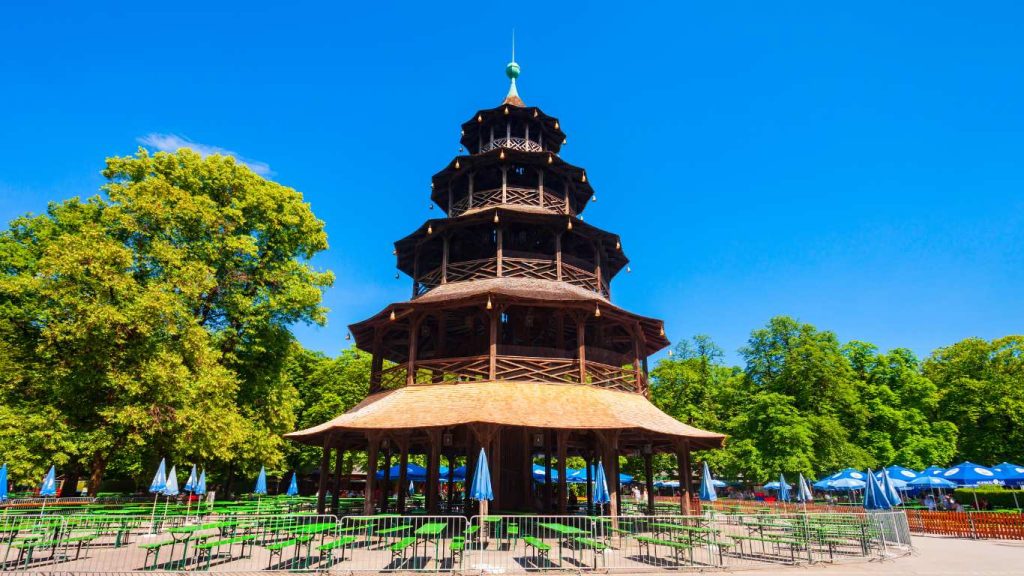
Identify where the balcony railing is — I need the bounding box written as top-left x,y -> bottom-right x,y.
479,136 -> 544,153
372,352 -> 643,394
415,256 -> 609,298
450,187 -> 569,216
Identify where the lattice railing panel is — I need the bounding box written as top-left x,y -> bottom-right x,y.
446,258 -> 498,283
413,356 -> 490,384
561,261 -> 599,292
502,257 -> 558,281
480,137 -> 544,153
585,361 -> 638,392
495,355 -> 578,383
373,364 -> 408,391
451,187 -> 568,216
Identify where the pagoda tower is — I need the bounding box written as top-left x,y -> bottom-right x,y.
287,61 -> 725,516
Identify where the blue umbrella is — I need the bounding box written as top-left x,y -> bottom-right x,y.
880,470 -> 902,506
376,463 -> 429,482
941,462 -> 997,486
470,448 -> 493,501
0,463 -> 9,503
763,481 -> 792,490
827,478 -> 867,491
195,469 -> 207,495
593,460 -> 611,505
777,474 -> 791,502
920,465 -> 945,477
149,458 -> 168,494
254,466 -> 268,495
908,475 -> 956,489
163,466 -> 179,496
184,465 -> 198,492
287,472 -> 299,496
881,465 -> 919,481
863,469 -> 892,510
40,465 -> 57,497
993,463 -> 1024,485
796,473 -> 813,503
698,462 -> 717,502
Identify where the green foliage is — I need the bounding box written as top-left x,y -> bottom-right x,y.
0,149 -> 332,492
648,317 -> 1007,484
952,487 -> 1024,509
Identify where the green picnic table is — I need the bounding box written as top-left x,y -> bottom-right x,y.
414,522 -> 449,568
538,522 -> 588,565
167,521 -> 239,568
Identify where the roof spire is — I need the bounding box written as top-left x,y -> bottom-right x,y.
503,30 -> 525,107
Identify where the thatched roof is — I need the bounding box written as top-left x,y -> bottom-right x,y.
285,381 -> 726,451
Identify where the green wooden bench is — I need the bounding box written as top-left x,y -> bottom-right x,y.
523,536 -> 551,563
390,536 -> 417,563
376,524 -> 413,544
266,536 -> 312,569
139,539 -> 176,570
318,535 -> 357,565
195,535 -> 255,570
634,535 -> 693,565
573,537 -> 607,568
449,536 -> 465,567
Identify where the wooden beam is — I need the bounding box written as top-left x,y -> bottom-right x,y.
331,442 -> 346,515
316,436 -> 331,514
675,440 -> 694,515
426,429 -> 441,514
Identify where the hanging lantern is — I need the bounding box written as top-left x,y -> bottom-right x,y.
554,121 -> 560,130
389,310 -> 396,321
547,154 -> 554,165
567,219 -> 573,231
591,195 -> 596,202
533,109 -> 538,118
504,106 -> 509,115
454,159 -> 460,169
615,240 -> 621,250
563,137 -> 567,145
442,431 -> 454,447
486,295 -> 493,310
499,149 -> 505,160
394,273 -> 400,279
461,129 -> 465,136
430,181 -> 435,190
392,248 -> 398,255
594,304 -> 601,317
477,114 -> 483,123
493,212 -> 500,224
429,203 -> 434,210
627,266 -> 632,273
668,349 -> 674,357
659,326 -> 665,336
581,172 -> 587,183
345,332 -> 352,341
427,224 -> 433,234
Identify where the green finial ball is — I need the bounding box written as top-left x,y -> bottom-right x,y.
506,61 -> 521,80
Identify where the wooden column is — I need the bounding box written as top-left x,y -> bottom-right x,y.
564,179 -> 570,214
675,440 -> 694,515
522,429 -> 533,510
585,451 -> 593,515
644,450 -> 656,515
332,443 -> 346,515
468,173 -> 475,210
426,429 -> 441,513
556,430 -> 569,514
380,443 -> 392,512
544,432 -> 553,512
594,242 -> 603,295
364,433 -> 381,515
407,314 -> 420,386
488,308 -> 498,380
577,315 -> 587,384
441,236 -> 449,284
501,166 -> 508,204
396,436 -> 410,513
538,169 -> 545,208
555,232 -> 563,280
446,452 -> 456,511
316,436 -> 331,514
491,428 -> 503,511
496,227 -> 503,277
447,182 -> 453,214
597,430 -> 620,524
633,324 -> 646,394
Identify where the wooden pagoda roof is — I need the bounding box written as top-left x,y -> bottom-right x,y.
349,277 -> 670,355
460,105 -> 566,154
284,380 -> 726,451
430,148 -> 593,214
394,210 -> 626,277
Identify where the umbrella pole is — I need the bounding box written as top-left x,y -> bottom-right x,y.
185,490 -> 193,523
149,493 -> 159,534
39,497 -> 46,518
1012,490 -> 1019,511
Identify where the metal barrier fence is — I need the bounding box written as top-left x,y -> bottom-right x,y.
0,510 -> 911,573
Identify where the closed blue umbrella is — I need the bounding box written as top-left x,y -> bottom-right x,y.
184,465 -> 198,493
195,469 -> 207,495
796,473 -> 813,503
880,470 -> 902,506
163,466 -> 179,496
0,463 -> 9,503
863,469 -> 892,510
149,458 -> 167,494
470,448 -> 493,517
40,465 -> 57,497
287,472 -> 299,496
254,466 -> 267,495
699,462 -> 717,502
593,460 -> 611,505
778,474 -> 791,502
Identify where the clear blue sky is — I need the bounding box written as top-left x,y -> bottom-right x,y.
2,1 -> 1022,364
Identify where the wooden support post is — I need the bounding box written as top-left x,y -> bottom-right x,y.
675,440 -> 694,515
544,431 -> 553,511
491,427 -> 502,511
396,436 -> 410,513
557,430 -> 569,514
555,232 -> 563,280
332,444 -> 346,515
501,166 -> 508,204
316,437 -> 331,514
538,169 -> 545,208
380,443 -> 392,512
407,314 -> 420,386
496,227 -> 503,277
585,451 -> 593,515
644,450 -> 656,515
468,173 -> 475,210
577,315 -> 587,384
427,429 -> 441,514
441,236 -> 449,284
446,452 -> 456,511
633,324 -> 646,394
488,308 -> 498,380
364,434 -> 380,515
596,430 -> 620,526
522,428 -> 533,510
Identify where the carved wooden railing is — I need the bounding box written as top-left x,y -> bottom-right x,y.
416,256 -> 608,298
450,187 -> 569,216
372,354 -> 643,393
480,137 -> 544,153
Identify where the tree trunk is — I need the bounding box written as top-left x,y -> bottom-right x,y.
87,452 -> 108,496
62,468 -> 81,498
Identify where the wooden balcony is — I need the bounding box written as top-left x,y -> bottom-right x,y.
371,351 -> 644,395
450,187 -> 569,216
415,256 -> 609,298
